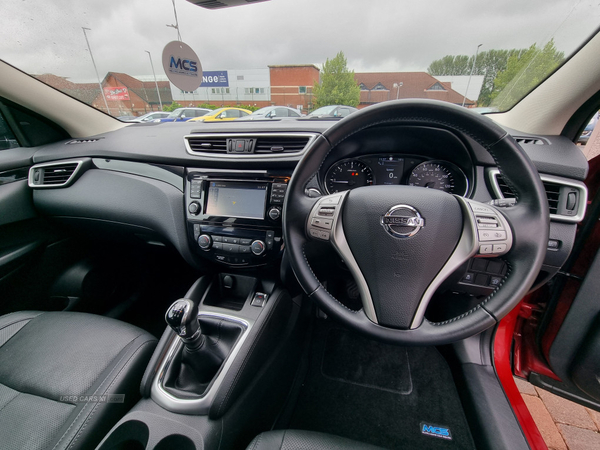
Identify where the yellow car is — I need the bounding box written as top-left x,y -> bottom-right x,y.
189,107 -> 251,122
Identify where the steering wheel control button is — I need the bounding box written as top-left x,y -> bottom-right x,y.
251,240 -> 266,255
188,201 -> 201,215
462,273 -> 475,283
317,206 -> 335,216
489,276 -> 502,287
311,217 -> 333,229
479,244 -> 493,254
469,204 -> 496,215
478,230 -> 507,241
380,205 -> 425,238
492,244 -> 507,253
321,195 -> 342,205
198,234 -> 212,250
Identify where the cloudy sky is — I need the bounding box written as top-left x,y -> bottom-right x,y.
1,0 -> 599,82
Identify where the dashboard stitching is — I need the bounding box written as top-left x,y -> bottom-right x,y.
302,244 -> 358,314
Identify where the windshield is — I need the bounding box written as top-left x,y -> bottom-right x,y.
250,108 -> 271,116
2,0 -> 599,118
167,109 -> 184,118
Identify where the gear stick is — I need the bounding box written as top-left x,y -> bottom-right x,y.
165,298 -> 203,349
164,298 -> 243,397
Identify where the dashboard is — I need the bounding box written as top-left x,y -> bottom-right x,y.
25,119 -> 589,297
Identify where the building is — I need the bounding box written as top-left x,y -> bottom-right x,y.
355,72 -> 475,108
435,75 -> 484,102
171,69 -> 271,107
34,72 -> 172,117
268,65 -> 320,112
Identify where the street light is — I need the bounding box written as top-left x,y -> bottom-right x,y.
463,43 -> 482,107
82,27 -> 110,115
393,82 -> 403,99
145,51 -> 163,111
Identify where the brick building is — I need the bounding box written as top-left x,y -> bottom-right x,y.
268,65 -> 320,112
355,72 -> 474,108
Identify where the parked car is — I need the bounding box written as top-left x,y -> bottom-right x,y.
188,107 -> 251,122
123,111 -> 170,123
154,107 -> 211,122
577,119 -> 596,145
306,105 -> 358,118
116,115 -> 136,121
237,106 -> 301,120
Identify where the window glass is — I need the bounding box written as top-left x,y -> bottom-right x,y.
289,109 -> 300,117
275,108 -> 288,117
0,112 -> 19,150
299,86 -> 307,94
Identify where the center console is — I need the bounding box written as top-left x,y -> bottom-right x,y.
185,170 -> 289,267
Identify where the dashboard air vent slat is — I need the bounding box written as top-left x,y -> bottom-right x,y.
254,137 -> 310,154
187,137 -> 228,153
41,163 -> 79,185
494,174 -> 560,214
514,137 -> 545,145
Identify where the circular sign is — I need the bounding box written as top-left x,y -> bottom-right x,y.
161,41 -> 203,92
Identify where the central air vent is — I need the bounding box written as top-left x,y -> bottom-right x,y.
254,136 -> 310,154
29,161 -> 83,188
514,137 -> 546,145
186,136 -> 228,153
494,174 -> 561,214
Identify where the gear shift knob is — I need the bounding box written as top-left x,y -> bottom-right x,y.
165,298 -> 201,344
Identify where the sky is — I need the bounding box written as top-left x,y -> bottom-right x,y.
1,0 -> 599,83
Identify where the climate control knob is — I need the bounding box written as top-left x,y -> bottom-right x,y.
198,234 -> 212,250
268,207 -> 281,221
251,240 -> 266,256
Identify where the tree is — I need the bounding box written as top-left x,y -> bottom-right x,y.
490,40 -> 564,110
428,49 -> 527,106
313,51 -> 360,108
162,101 -> 182,112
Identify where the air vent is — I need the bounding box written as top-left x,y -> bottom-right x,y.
493,174 -> 560,214
514,137 -> 546,145
185,133 -> 316,158
254,136 -> 310,154
186,136 -> 228,153
29,161 -> 83,188
66,138 -> 103,145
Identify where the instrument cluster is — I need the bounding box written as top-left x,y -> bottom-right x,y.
323,154 -> 469,196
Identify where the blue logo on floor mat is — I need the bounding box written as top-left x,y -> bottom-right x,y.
421,422 -> 452,440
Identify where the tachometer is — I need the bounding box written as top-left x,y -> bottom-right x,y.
325,160 -> 374,193
408,161 -> 468,195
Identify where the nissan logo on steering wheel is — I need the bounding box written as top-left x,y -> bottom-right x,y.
381,205 -> 425,238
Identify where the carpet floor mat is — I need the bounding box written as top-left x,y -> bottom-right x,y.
287,321 -> 476,450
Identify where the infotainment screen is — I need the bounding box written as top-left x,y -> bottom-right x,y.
205,181 -> 268,220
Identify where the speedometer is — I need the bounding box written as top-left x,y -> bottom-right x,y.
325,160 -> 374,193
408,161 -> 468,195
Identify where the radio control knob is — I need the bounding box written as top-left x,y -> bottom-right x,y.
251,240 -> 266,256
198,234 -> 212,250
268,207 -> 281,221
188,201 -> 201,215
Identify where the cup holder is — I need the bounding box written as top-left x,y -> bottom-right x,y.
153,435 -> 197,450
96,420 -> 149,450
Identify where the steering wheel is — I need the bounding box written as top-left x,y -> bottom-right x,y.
283,100 -> 549,345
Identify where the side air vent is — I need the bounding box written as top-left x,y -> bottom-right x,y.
186,136 -> 228,153
184,133 -> 316,158
514,137 -> 546,145
29,161 -> 83,188
254,136 -> 310,154
489,169 -> 587,223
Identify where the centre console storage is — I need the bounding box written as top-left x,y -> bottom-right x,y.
96,272 -> 303,450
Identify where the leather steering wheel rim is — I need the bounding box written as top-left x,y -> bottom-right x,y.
283,99 -> 549,345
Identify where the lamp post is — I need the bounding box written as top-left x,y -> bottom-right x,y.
145,51 -> 163,111
393,82 -> 403,99
82,27 -> 110,115
463,44 -> 482,107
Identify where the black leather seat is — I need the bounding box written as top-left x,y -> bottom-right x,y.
0,311 -> 157,450
247,430 -> 386,450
